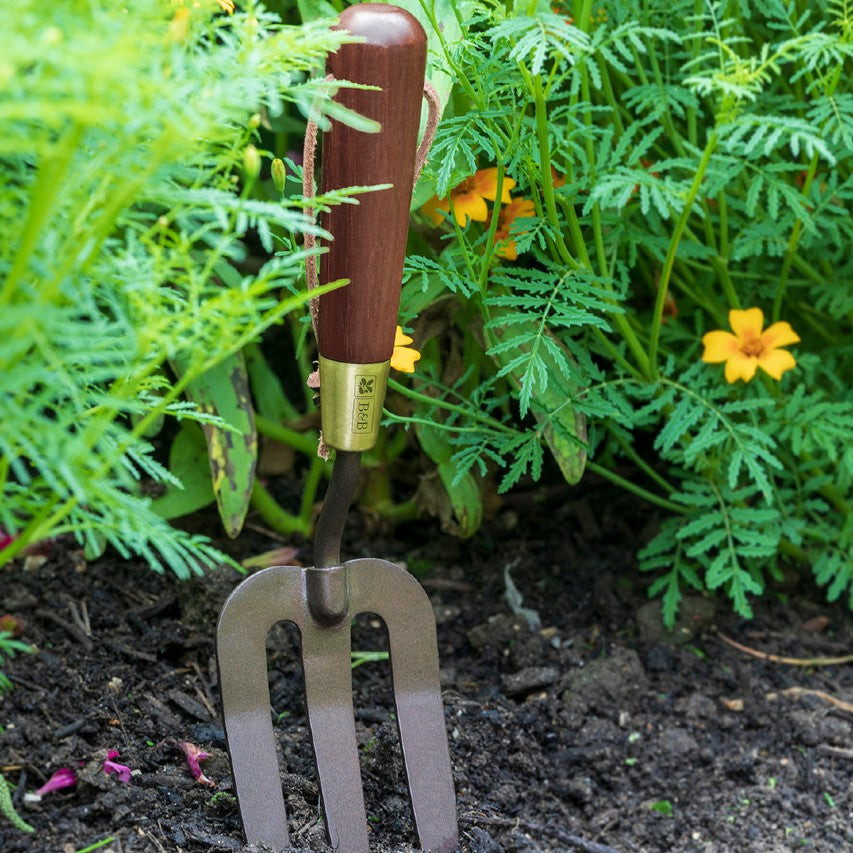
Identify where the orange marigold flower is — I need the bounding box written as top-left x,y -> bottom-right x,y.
422,168 -> 515,226
494,197 -> 536,261
701,308 -> 800,383
390,326 -> 421,373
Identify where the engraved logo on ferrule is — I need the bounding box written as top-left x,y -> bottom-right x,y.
352,374 -> 377,435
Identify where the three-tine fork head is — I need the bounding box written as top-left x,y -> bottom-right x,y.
216,557 -> 458,852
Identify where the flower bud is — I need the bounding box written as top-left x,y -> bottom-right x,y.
243,144 -> 261,181
271,158 -> 286,193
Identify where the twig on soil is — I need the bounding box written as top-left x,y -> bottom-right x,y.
460,811 -> 628,853
243,520 -> 292,543
140,828 -> 169,853
166,687 -> 212,722
103,638 -> 157,662
421,578 -> 474,592
55,718 -> 87,738
779,686 -> 853,714
35,607 -> 93,651
817,744 -> 853,760
189,659 -> 218,719
717,632 -> 853,667
59,594 -> 92,637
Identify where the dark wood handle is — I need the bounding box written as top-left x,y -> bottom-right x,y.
317,3 -> 427,365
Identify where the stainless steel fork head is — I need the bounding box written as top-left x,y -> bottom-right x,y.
216,557 -> 458,853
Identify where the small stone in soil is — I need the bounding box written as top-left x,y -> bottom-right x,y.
501,665 -> 560,696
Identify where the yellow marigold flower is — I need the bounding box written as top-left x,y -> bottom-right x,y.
167,6 -> 192,41
390,326 -> 421,373
422,168 -> 515,226
168,0 -> 233,40
702,308 -> 800,383
494,197 -> 536,261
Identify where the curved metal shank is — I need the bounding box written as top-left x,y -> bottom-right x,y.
216,558 -> 458,853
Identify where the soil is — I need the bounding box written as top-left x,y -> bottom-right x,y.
1,474 -> 851,853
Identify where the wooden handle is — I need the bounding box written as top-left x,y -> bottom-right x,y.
317,3 -> 427,365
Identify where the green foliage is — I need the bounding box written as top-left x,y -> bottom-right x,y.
0,631 -> 32,695
0,773 -> 34,834
391,0 -> 852,621
0,0 -> 357,575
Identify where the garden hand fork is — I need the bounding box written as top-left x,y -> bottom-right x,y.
216,6 -> 458,852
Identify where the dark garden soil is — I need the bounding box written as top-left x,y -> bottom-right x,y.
2,474 -> 851,853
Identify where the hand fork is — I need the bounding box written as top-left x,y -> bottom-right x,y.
216,5 -> 458,851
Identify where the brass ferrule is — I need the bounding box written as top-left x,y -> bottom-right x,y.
318,355 -> 390,452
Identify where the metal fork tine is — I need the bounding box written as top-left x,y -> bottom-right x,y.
389,634 -> 458,852
301,619 -> 370,852
217,566 -> 298,849
351,558 -> 459,853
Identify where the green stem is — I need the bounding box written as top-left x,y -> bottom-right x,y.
778,537 -> 808,564
254,413 -> 318,457
772,151 -> 819,323
477,163 -> 506,294
611,432 -> 678,495
299,455 -> 325,524
250,479 -> 310,536
590,327 -> 644,380
648,131 -> 718,379
0,774 -> 34,834
372,498 -> 419,523
597,55 -> 626,136
585,461 -> 688,515
387,377 -> 515,434
524,68 -> 577,269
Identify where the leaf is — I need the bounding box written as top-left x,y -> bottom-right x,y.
295,0 -> 338,23
415,421 -> 483,538
395,0 -> 463,202
244,342 -> 296,423
173,352 -> 257,538
150,422 -> 215,521
487,305 -> 587,485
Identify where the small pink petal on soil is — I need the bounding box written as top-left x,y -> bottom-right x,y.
178,741 -> 216,787
25,767 -> 77,802
103,750 -> 132,783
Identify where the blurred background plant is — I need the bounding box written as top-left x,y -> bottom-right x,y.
390,0 -> 852,622
0,0 -> 372,576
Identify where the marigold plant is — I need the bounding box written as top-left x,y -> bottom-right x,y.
0,0 -> 361,575
388,0 -> 852,621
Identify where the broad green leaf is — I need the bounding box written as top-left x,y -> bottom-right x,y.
173,352 -> 257,538
394,0 -> 463,208
416,421 -> 483,538
244,342 -> 297,423
487,308 -> 587,484
296,0 -> 338,23
150,422 -> 215,521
